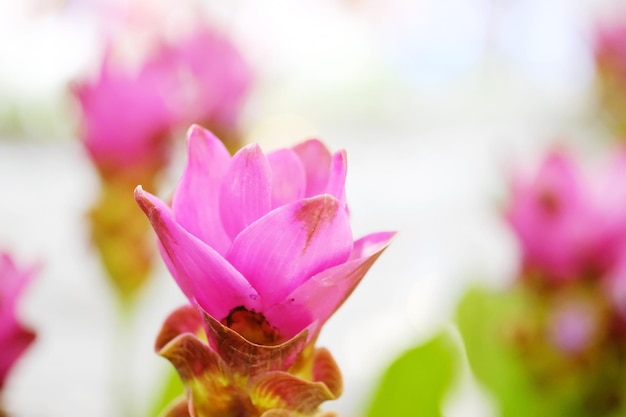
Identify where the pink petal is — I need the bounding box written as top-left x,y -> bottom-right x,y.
0,253 -> 38,310
0,322 -> 35,389
226,195 -> 353,307
172,125 -> 232,255
219,144 -> 272,239
267,149 -> 306,209
325,150 -> 347,205
135,186 -> 260,320
264,231 -> 396,338
292,139 -> 332,197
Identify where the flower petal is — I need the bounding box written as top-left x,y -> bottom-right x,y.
267,149 -> 306,208
309,348 -> 343,399
219,144 -> 272,239
325,150 -> 347,205
155,305 -> 205,353
157,333 -> 243,417
135,186 -> 260,320
264,231 -> 396,338
226,195 -> 353,307
292,140 -> 332,197
203,312 -> 309,375
172,125 -> 232,254
0,322 -> 35,389
248,371 -> 335,416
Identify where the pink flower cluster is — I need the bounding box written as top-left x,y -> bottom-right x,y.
0,253 -> 36,390
595,18 -> 626,80
506,149 -> 626,301
73,27 -> 251,176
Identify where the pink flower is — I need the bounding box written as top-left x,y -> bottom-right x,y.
505,151 -> 623,282
0,253 -> 36,390
73,48 -> 176,176
595,18 -> 626,80
163,28 -> 252,135
135,125 -> 395,346
73,26 -> 252,176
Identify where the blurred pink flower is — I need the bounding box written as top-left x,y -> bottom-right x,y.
73,25 -> 252,177
595,18 -> 626,80
163,28 -> 252,136
135,125 -> 395,347
0,253 -> 36,390
506,150 -> 626,283
73,49 -> 176,176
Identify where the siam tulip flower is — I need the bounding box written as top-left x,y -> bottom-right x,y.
72,48 -> 176,180
135,125 -> 395,415
136,124 -> 395,347
0,252 -> 36,391
505,150 -> 626,284
72,25 -> 252,179
72,19 -> 252,301
163,28 -> 252,150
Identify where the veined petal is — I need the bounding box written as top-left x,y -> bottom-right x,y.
248,371 -> 335,416
203,313 -> 309,375
293,140 -> 332,197
267,149 -> 306,208
220,144 -> 272,239
135,186 -> 260,320
309,348 -> 343,399
172,125 -> 232,254
226,195 -> 353,307
157,333 -> 245,417
325,150 -> 347,206
155,305 -> 205,353
264,231 -> 396,338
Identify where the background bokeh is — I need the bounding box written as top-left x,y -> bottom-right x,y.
0,0 -> 623,415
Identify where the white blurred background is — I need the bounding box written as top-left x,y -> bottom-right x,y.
0,0 -> 622,416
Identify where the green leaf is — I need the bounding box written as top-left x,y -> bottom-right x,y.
455,286 -> 578,417
365,331 -> 459,417
146,365 -> 185,417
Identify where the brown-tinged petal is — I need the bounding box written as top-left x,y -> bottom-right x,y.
157,333 -> 248,417
248,371 -> 335,416
155,305 -> 205,352
226,195 -> 352,307
264,231 -> 396,339
203,313 -> 309,375
309,348 -> 342,399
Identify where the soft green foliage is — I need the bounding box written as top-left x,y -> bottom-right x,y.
365,332 -> 459,417
455,286 -> 583,417
147,366 -> 185,417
